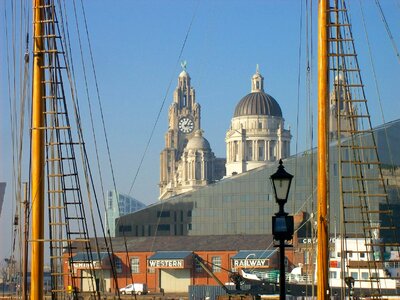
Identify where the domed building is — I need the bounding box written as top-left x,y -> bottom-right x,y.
225,66 -> 291,176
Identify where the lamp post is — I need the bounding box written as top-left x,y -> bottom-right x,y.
270,159 -> 294,300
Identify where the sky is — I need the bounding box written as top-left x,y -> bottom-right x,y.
0,0 -> 399,261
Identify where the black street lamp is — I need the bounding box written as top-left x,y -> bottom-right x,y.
271,159 -> 294,300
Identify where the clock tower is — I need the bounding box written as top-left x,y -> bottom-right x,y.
160,64 -> 215,200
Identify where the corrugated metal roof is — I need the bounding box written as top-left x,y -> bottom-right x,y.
148,251 -> 192,260
231,250 -> 275,259
71,252 -> 110,262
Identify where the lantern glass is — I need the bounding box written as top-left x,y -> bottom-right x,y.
273,178 -> 291,202
270,159 -> 293,204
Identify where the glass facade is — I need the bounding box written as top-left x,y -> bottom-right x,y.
105,190 -> 146,236
116,120 -> 400,240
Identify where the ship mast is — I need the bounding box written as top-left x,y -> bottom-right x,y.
30,0 -> 45,299
317,0 -> 329,299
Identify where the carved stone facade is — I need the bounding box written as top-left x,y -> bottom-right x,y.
225,67 -> 291,176
159,67 -> 216,200
159,66 -> 292,198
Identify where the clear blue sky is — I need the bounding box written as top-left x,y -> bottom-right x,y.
0,1 -> 399,260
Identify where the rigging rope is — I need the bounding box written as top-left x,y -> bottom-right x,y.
359,0 -> 400,210
55,0 -> 121,293
74,0 -> 140,290
305,0 -> 315,295
77,0 -> 126,282
2,0 -> 31,289
374,0 -> 400,64
127,4 -> 198,196
292,0 -> 304,213
4,0 -> 17,257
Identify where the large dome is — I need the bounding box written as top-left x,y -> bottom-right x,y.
234,91 -> 282,117
186,130 -> 211,150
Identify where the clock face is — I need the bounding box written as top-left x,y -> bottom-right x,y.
178,117 -> 194,134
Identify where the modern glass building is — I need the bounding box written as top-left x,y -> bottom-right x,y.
116,119 -> 400,240
105,190 -> 146,236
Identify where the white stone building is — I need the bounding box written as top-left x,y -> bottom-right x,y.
225,67 -> 291,176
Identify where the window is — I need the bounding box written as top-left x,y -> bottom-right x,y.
195,259 -> 203,273
246,141 -> 253,160
212,256 -> 221,273
350,272 -> 358,280
114,257 -> 122,273
360,252 -> 365,258
269,142 -> 275,161
361,272 -> 369,280
195,161 -> 201,179
157,211 -> 170,218
329,271 -> 337,279
259,143 -> 264,160
157,224 -> 170,231
304,252 -> 310,264
119,225 -> 132,232
234,142 -> 239,162
130,257 -> 139,273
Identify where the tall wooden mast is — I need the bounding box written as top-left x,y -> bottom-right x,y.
30,0 -> 45,299
317,0 -> 329,299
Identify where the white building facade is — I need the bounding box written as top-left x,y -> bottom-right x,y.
225,67 -> 291,176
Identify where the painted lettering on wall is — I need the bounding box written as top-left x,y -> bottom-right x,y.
302,238 -> 336,244
233,259 -> 268,268
148,259 -> 184,268
72,261 -> 101,269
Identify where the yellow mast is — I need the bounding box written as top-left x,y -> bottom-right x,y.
317,0 -> 329,299
30,0 -> 45,299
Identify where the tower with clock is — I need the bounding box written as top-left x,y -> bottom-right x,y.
159,64 -> 216,200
